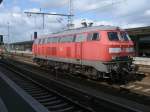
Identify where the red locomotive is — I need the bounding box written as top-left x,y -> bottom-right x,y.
32,26 -> 135,82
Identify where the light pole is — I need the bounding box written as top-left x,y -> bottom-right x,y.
7,22 -> 10,51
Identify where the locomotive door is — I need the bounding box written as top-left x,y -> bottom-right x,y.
75,42 -> 82,64
75,43 -> 81,58
75,34 -> 86,64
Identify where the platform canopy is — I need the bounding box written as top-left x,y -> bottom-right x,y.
126,26 -> 150,36
126,26 -> 150,57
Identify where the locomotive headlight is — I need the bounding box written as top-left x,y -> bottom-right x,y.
109,48 -> 121,53
112,56 -> 117,60
126,47 -> 134,52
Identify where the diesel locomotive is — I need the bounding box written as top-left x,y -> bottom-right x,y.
32,26 -> 136,82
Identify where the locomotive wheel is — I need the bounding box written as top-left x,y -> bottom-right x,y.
88,69 -> 99,80
108,71 -> 119,83
119,72 -> 129,84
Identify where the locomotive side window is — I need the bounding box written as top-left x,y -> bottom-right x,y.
38,39 -> 42,44
45,38 -> 48,44
40,39 -> 44,44
47,37 -> 52,43
75,34 -> 87,42
47,37 -> 59,43
51,37 -> 59,43
42,38 -> 45,44
44,38 -> 48,44
108,32 -> 119,41
88,32 -> 100,41
60,35 -> 74,43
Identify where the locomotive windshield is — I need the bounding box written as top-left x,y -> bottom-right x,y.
108,32 -> 119,41
120,32 -> 131,41
108,32 -> 131,41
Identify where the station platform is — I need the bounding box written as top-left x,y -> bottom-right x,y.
0,68 -> 49,112
134,57 -> 150,66
8,50 -> 32,55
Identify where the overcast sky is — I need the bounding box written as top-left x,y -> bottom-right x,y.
0,0 -> 150,43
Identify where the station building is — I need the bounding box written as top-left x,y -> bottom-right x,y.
9,40 -> 33,52
127,26 -> 150,57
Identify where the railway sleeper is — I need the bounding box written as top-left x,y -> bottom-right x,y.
38,96 -> 58,103
26,89 -> 46,94
42,100 -> 62,106
23,86 -> 40,90
24,87 -> 43,92
34,94 -> 53,100
49,106 -> 75,112
47,103 -> 68,109
31,91 -> 49,96
17,82 -> 38,87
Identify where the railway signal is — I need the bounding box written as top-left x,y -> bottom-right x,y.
0,35 -> 3,45
0,0 -> 3,4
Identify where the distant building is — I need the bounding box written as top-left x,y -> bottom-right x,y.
9,40 -> 33,52
127,26 -> 150,57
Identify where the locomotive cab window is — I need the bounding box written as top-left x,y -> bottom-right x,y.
108,32 -> 119,41
120,32 -> 130,41
88,32 -> 100,41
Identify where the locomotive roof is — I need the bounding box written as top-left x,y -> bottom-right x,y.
56,25 -> 121,34
39,25 -> 123,38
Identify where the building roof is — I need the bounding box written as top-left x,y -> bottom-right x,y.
10,40 -> 33,45
126,26 -> 150,36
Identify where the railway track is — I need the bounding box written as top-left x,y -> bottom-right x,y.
0,62 -> 93,112
1,59 -> 150,112
6,53 -> 150,97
